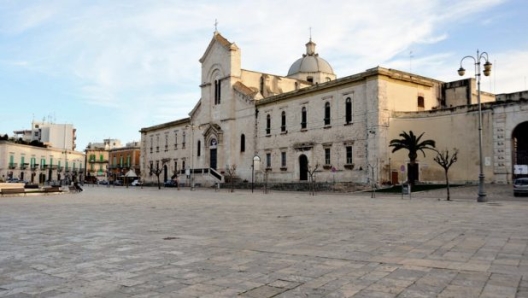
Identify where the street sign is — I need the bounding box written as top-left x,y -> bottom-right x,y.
400,165 -> 406,173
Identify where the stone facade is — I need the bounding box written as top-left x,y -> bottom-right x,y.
139,32 -> 528,187
0,140 -> 85,184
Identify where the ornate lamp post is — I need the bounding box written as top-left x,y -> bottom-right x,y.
458,50 -> 492,202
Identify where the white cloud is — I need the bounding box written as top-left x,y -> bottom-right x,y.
1,0 -> 525,149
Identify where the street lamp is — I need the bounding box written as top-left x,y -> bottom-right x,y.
458,50 -> 492,203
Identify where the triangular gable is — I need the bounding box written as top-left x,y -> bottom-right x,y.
203,123 -> 222,137
199,32 -> 238,63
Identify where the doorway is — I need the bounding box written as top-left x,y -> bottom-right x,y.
513,121 -> 528,178
299,155 -> 308,181
209,138 -> 218,169
210,149 -> 217,169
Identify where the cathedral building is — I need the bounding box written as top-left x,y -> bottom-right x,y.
140,31 -> 528,187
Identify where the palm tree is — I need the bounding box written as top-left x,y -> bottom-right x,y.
389,131 -> 436,185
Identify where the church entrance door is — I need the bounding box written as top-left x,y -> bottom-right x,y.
210,149 -> 217,169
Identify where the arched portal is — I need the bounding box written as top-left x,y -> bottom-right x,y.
299,155 -> 308,181
512,121 -> 528,178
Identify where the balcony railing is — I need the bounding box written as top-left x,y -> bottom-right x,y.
8,163 -> 17,169
88,159 -> 108,163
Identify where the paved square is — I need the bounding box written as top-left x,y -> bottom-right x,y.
1,185 -> 527,297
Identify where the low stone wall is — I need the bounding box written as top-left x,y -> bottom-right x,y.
0,183 -> 25,190
227,182 -> 367,193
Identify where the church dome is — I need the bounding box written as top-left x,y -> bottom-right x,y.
287,39 -> 335,77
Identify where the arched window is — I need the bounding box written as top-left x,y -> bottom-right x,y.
266,114 -> 271,135
214,79 -> 221,105
240,134 -> 245,152
301,107 -> 307,129
324,102 -> 331,126
281,111 -> 286,132
197,140 -> 201,157
345,97 -> 352,124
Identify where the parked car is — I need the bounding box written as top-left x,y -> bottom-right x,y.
513,177 -> 528,197
113,180 -> 123,186
98,180 -> 109,185
164,180 -> 178,187
131,179 -> 143,186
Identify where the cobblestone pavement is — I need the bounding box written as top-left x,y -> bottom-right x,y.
1,184 -> 527,297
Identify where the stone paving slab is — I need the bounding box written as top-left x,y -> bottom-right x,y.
0,184 -> 527,297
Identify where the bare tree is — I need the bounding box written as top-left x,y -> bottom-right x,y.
224,164 -> 237,192
148,158 -> 170,189
433,148 -> 459,201
307,162 -> 320,196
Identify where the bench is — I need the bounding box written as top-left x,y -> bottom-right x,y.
0,188 -> 26,196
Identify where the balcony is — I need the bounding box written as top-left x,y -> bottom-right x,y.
8,163 -> 17,169
88,159 -> 108,164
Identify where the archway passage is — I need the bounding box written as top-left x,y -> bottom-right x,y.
513,121 -> 528,177
299,155 -> 308,181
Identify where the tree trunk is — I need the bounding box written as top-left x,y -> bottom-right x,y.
445,170 -> 450,201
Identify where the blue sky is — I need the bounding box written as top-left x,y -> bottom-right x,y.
1,0 -> 527,151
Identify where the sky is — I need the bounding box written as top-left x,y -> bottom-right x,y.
1,0 -> 527,151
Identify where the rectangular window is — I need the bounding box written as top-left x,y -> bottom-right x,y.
301,107 -> 307,129
417,96 -> 425,110
266,153 -> 271,168
345,97 -> 352,124
182,132 -> 186,149
324,102 -> 331,126
281,152 -> 286,167
346,146 -> 353,164
9,155 -> 15,169
174,133 -> 178,149
325,148 -> 331,165
281,112 -> 286,132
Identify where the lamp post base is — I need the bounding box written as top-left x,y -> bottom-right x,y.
477,174 -> 487,202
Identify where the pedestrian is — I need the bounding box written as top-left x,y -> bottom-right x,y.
174,174 -> 180,190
